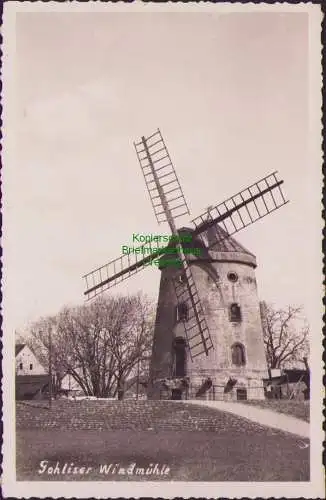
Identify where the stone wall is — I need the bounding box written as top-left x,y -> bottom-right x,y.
16,400 -> 277,434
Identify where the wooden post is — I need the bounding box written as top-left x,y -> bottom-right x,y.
289,374 -> 304,400
286,372 -> 290,399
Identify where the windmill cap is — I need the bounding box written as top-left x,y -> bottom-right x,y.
193,222 -> 256,257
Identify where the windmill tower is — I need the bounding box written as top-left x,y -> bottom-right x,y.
83,129 -> 288,401
149,224 -> 268,400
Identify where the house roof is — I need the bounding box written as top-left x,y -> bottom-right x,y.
283,369 -> 310,385
16,375 -> 50,398
15,344 -> 26,356
263,369 -> 310,386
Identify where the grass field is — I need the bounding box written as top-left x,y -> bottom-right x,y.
16,400 -> 309,481
240,400 -> 310,422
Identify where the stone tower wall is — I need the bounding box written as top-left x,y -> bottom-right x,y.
147,266 -> 177,399
187,251 -> 268,400
148,250 -> 268,400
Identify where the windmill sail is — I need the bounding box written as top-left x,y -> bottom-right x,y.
83,239 -> 165,300
191,171 -> 288,248
134,129 -> 214,358
173,255 -> 214,359
134,129 -> 190,224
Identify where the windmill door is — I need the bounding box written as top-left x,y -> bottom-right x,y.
174,337 -> 186,377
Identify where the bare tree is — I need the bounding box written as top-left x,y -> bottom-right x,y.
260,301 -> 310,369
23,293 -> 154,398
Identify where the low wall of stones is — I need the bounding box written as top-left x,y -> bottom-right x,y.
16,400 -> 273,435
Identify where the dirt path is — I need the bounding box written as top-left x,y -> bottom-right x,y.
182,400 -> 310,439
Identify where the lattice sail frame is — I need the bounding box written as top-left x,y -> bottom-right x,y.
83,238 -> 165,300
134,129 -> 190,224
134,129 -> 213,358
172,257 -> 214,359
191,171 -> 288,247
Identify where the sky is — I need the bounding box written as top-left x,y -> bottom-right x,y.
5,8 -> 322,335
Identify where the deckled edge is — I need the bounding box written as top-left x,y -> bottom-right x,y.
0,1 -> 324,499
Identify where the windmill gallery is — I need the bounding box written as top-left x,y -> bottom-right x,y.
83,129 -> 288,402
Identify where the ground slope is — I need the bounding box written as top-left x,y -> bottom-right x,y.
16,400 -> 309,481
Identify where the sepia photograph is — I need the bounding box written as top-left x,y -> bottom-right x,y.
2,2 -> 323,498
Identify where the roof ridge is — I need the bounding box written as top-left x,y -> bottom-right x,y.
15,343 -> 26,356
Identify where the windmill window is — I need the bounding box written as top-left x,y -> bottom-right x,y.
29,363 -> 33,370
231,343 -> 246,366
19,362 -> 23,370
227,272 -> 238,283
176,302 -> 188,322
229,303 -> 242,322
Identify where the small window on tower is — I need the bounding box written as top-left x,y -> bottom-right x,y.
19,362 -> 23,370
29,363 -> 33,370
231,343 -> 246,366
176,302 -> 188,322
227,271 -> 238,283
229,303 -> 242,322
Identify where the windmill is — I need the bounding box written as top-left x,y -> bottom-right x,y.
83,129 -> 288,379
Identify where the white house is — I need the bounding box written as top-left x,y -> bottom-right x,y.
60,372 -> 84,394
15,344 -> 46,375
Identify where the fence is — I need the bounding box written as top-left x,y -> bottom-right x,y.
159,384 -> 256,401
